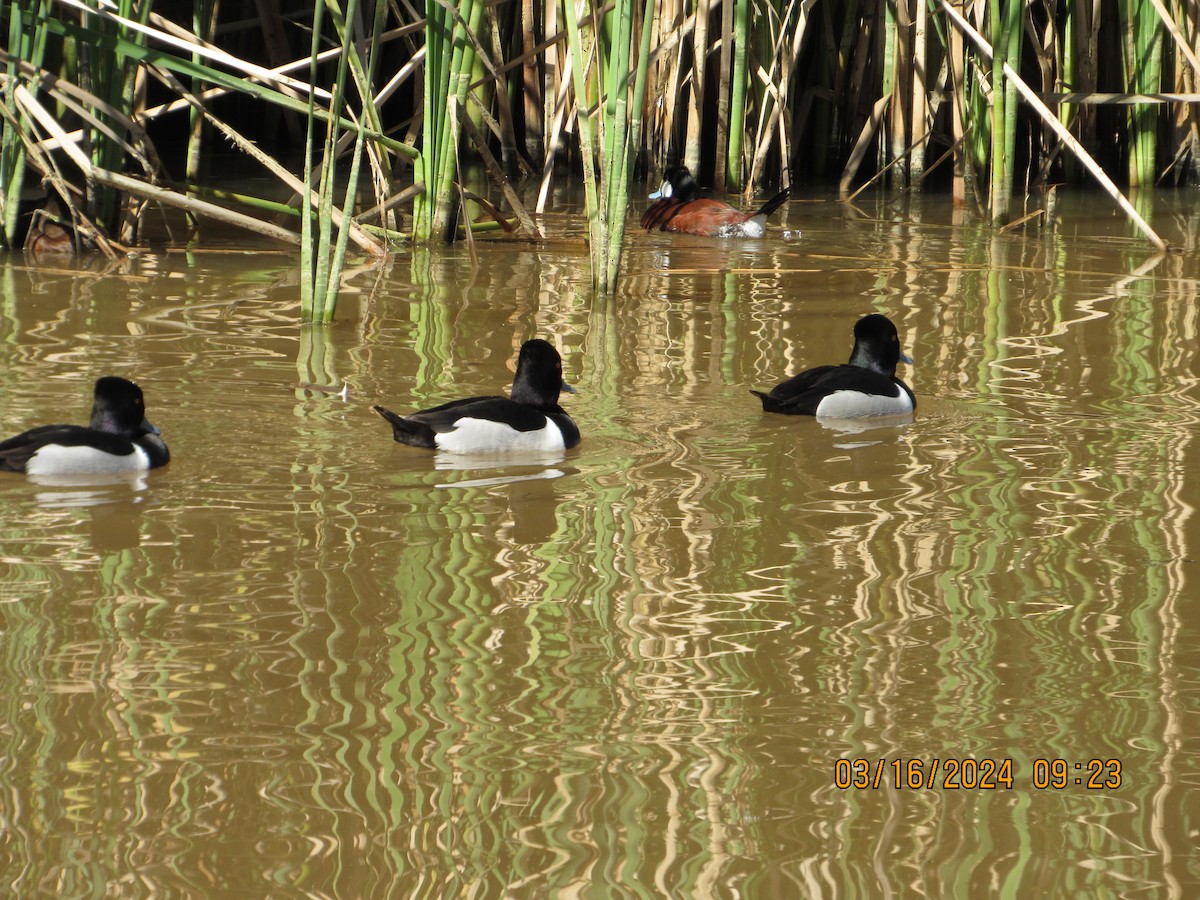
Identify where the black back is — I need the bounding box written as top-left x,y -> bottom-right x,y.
374,339 -> 579,449
751,315 -> 914,414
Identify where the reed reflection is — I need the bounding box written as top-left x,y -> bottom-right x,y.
2,195 -> 1200,895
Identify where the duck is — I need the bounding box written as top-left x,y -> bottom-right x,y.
641,165 -> 791,237
0,376 -> 171,474
25,196 -> 95,260
751,314 -> 916,417
373,339 -> 580,453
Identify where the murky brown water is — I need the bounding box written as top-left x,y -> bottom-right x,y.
2,190 -> 1200,897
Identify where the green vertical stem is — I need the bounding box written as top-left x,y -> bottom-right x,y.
413,0 -> 453,239
3,0 -> 52,246
299,0 -> 325,322
989,0 -> 1020,221
601,0 -> 631,191
1002,0 -> 1020,197
725,0 -> 749,191
601,2 -> 631,291
91,0 -> 150,233
1126,0 -> 1162,186
603,0 -> 654,289
313,0 -> 365,323
880,0 -> 898,175
1062,0 -> 1078,179
564,0 -> 603,279
431,0 -> 484,241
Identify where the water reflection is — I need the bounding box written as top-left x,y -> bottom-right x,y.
429,450 -> 570,472
25,470 -> 151,497
816,413 -> 916,446
2,193 -> 1200,896
21,473 -> 152,554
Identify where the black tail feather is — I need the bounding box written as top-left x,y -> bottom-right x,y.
754,186 -> 791,220
750,388 -> 794,415
373,405 -> 436,448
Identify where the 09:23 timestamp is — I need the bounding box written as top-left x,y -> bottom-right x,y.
834,758 -> 1122,790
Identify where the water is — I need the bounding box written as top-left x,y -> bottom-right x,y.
2,191 -> 1199,897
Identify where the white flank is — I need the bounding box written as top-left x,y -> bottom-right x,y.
815,389 -> 913,419
25,444 -> 149,476
717,218 -> 766,238
434,417 -> 566,453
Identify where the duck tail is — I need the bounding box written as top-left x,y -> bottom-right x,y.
374,405 -> 417,439
754,186 -> 791,220
750,388 -> 795,414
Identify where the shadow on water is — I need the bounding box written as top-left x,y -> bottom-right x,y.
2,190 -> 1200,896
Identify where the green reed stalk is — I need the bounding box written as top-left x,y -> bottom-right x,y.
988,0 -> 1006,217
602,0 -> 654,289
988,0 -> 1021,220
725,0 -> 750,191
938,0 -> 1166,249
411,4 -> 445,240
433,1 -> 484,240
880,0 -> 898,179
965,32 -> 989,191
413,0 -> 484,241
601,0 -> 633,287
564,0 -> 652,292
2,0 -> 53,247
88,0 -> 153,235
1125,0 -> 1163,186
327,0 -> 392,211
1002,0 -> 1021,199
300,1 -> 329,322
563,0 -> 602,274
301,0 -> 374,324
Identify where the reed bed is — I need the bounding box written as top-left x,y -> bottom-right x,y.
1,0 -> 1195,314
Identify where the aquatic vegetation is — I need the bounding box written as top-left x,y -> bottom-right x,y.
0,0 -> 1191,309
